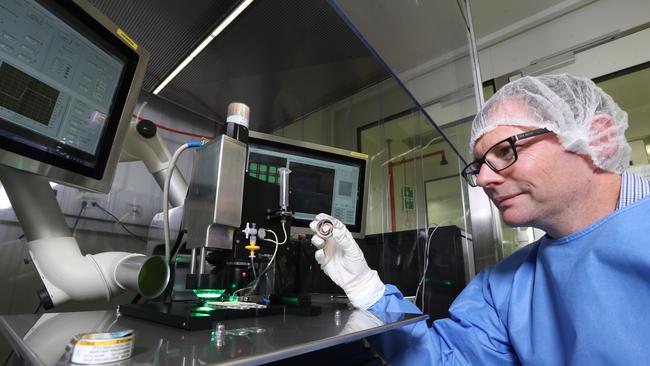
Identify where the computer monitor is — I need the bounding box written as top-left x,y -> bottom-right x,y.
247,131 -> 368,237
0,0 -> 148,192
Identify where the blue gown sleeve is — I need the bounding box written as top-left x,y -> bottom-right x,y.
367,269 -> 520,365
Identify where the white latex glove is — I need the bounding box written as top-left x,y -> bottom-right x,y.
310,213 -> 385,309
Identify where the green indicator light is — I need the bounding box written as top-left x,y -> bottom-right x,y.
227,296 -> 238,302
193,289 -> 226,299
194,306 -> 215,313
282,296 -> 300,305
260,165 -> 268,172
230,283 -> 237,289
269,166 -> 277,173
259,174 -> 267,181
191,312 -> 210,317
250,173 -> 257,178
250,163 -> 258,171
268,176 -> 276,184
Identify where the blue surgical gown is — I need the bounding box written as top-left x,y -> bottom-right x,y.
368,195 -> 650,365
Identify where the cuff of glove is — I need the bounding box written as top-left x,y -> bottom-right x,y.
345,270 -> 385,310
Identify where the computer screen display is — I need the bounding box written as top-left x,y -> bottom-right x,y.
0,0 -> 146,191
247,132 -> 368,235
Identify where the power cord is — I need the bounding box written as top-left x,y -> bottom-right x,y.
233,221 -> 288,296
415,224 -> 439,311
71,202 -> 87,235
91,202 -> 147,243
3,351 -> 13,366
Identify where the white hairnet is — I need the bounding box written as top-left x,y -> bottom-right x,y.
470,74 -> 630,173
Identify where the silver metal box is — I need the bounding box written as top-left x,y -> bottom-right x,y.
183,135 -> 247,250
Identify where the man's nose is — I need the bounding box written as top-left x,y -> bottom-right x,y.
476,163 -> 505,187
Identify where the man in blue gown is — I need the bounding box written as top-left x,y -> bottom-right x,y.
310,74 -> 650,365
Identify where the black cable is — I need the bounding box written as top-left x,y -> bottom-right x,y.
34,303 -> 41,314
91,202 -> 147,242
162,241 -> 186,303
3,351 -> 13,366
71,203 -> 87,234
168,229 -> 187,266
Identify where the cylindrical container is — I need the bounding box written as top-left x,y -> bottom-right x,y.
278,168 -> 291,210
316,219 -> 334,238
225,102 -> 249,144
116,255 -> 169,298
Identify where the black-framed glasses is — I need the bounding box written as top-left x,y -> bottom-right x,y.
462,128 -> 552,187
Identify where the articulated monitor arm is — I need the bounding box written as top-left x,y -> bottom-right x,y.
120,119 -> 189,207
0,119 -> 194,308
0,166 -> 169,308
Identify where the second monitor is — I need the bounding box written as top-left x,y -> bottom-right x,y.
247,131 -> 368,237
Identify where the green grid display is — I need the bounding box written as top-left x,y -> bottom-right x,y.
248,162 -> 280,184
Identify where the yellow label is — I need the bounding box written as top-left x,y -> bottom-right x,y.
77,338 -> 132,347
350,151 -> 368,159
116,28 -> 138,50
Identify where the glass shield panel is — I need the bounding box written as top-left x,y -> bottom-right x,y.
330,0 -> 479,164
329,1 -> 486,316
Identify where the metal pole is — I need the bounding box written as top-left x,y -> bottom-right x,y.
461,0 -> 505,268
463,0 -> 485,109
0,167 -> 70,240
198,247 -> 207,274
190,248 -> 197,275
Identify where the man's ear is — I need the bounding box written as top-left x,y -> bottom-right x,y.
588,114 -> 618,158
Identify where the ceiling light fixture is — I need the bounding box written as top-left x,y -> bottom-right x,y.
152,0 -> 255,95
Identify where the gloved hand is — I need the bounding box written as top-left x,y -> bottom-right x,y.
309,213 -> 385,309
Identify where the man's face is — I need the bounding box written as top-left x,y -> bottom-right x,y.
473,103 -> 594,231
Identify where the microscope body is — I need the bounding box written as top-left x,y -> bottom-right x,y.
182,135 -> 247,289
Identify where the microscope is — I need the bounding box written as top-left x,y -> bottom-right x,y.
119,103 -> 317,329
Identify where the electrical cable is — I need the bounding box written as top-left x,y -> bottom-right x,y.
71,203 -> 87,235
250,257 -> 257,280
233,228 -> 284,296
91,203 -> 147,242
163,141 -> 202,263
163,241 -> 187,303
3,351 -> 13,366
168,229 -> 187,266
415,224 -> 439,311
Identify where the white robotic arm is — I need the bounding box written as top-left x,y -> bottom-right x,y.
0,166 -> 169,309
0,119 -> 194,309
120,118 -> 189,207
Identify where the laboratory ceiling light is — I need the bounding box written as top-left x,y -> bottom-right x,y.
152,0 -> 254,95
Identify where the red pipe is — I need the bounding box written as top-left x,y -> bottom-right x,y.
387,150 -> 446,232
388,162 -> 397,232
